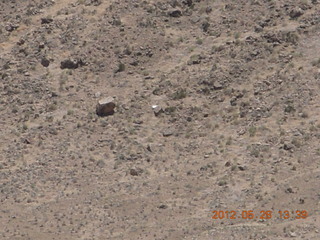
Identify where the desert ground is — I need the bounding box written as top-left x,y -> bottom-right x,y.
0,0 -> 319,239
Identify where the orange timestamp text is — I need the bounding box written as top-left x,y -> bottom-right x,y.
211,210 -> 308,220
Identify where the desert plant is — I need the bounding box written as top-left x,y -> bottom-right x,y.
291,138 -> 301,148
284,104 -> 295,113
218,179 -> 227,186
22,123 -> 28,131
248,126 -> 256,137
311,58 -> 320,67
196,38 -> 203,45
172,89 -> 187,100
226,136 -> 232,145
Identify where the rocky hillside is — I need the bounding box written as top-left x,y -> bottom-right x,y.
0,0 -> 319,239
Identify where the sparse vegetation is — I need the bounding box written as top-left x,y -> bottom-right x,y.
22,123 -> 28,131
218,179 -> 227,186
248,126 -> 257,137
226,136 -> 232,145
172,88 -> 187,100
311,57 -> 320,67
67,109 -> 74,115
284,104 -> 295,113
292,138 -> 302,148
0,0 -> 319,239
116,62 -> 125,73
196,38 -> 203,45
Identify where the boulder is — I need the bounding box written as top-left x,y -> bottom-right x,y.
96,97 -> 116,116
60,59 -> 84,69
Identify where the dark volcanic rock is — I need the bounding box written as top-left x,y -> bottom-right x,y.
41,57 -> 50,67
182,0 -> 193,7
168,8 -> 182,17
41,17 -> 53,24
60,59 -> 84,69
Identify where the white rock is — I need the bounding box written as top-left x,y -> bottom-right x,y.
94,92 -> 101,98
152,105 -> 163,116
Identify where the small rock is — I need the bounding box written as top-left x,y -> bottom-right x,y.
237,128 -> 246,135
168,8 -> 182,17
51,92 -> 58,97
133,119 -> 143,124
202,21 -> 210,32
255,25 -> 263,33
289,231 -> 297,238
289,7 -> 304,19
238,165 -> 247,171
230,97 -> 237,106
129,169 -> 139,176
152,105 -> 163,116
23,138 -> 32,144
162,128 -> 174,137
213,81 -> 223,90
96,97 -> 116,117
17,39 -> 25,45
285,187 -> 294,193
122,104 -> 129,110
5,23 -> 19,32
39,42 -> 45,49
146,144 -> 153,152
283,142 -> 294,151
94,92 -> 101,98
41,17 -> 53,24
41,58 -> 50,67
129,168 -> 143,176
191,16 -> 200,24
158,204 -> 168,209
182,0 -> 193,7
